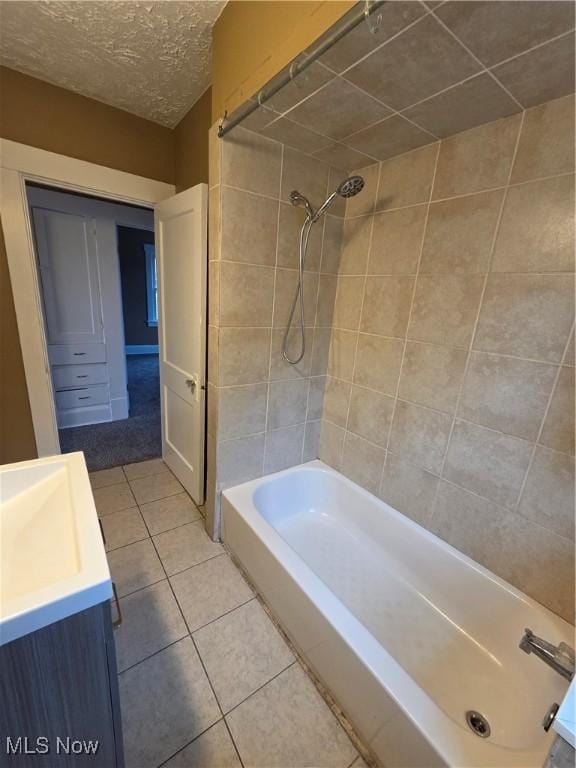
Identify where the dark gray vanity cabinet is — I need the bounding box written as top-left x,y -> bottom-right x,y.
0,601 -> 124,767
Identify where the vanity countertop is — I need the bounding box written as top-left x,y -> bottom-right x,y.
0,452 -> 111,646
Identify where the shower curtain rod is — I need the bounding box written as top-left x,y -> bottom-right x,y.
218,0 -> 388,138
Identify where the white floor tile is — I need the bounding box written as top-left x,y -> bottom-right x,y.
93,482 -> 136,516
100,507 -> 148,552
123,458 -> 167,481
120,637 -> 220,768
163,721 -> 242,768
153,521 -> 223,576
226,664 -> 357,768
140,492 -> 201,536
89,466 -> 126,489
107,539 -> 165,598
129,471 -> 184,504
114,580 -> 188,672
171,555 -> 253,632
193,600 -> 294,713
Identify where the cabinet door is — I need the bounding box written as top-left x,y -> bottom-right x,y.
33,208 -> 104,346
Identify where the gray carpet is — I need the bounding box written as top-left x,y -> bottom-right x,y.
59,355 -> 161,471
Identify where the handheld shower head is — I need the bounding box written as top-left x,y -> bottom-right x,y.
337,175 -> 365,198
289,190 -> 314,219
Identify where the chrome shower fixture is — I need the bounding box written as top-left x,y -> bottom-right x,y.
283,176 -> 365,365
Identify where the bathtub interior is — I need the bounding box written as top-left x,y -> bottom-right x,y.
251,463 -> 572,751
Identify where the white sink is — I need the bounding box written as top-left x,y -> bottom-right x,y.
0,452 -> 112,646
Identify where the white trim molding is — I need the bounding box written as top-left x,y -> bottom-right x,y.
0,139 -> 174,456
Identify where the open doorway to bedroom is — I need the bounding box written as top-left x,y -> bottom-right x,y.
27,184 -> 161,470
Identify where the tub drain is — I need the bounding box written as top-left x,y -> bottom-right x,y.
465,710 -> 491,739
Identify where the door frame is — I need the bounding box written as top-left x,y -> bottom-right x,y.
0,139 -> 174,456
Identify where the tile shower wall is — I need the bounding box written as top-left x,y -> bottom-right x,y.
206,123 -> 345,536
318,94 -> 575,622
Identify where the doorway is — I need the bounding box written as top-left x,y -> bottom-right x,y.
27,185 -> 162,470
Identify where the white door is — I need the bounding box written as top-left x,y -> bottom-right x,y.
32,208 -> 104,346
155,184 -> 207,505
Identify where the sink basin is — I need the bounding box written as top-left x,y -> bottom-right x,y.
0,452 -> 111,646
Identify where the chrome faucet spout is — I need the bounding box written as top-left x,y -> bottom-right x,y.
520,628 -> 575,681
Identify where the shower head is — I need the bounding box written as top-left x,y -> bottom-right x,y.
289,190 -> 314,219
336,175 -> 365,198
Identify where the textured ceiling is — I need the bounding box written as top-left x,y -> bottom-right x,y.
0,1 -> 225,127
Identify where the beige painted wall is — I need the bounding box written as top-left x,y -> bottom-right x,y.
0,67 -> 175,184
317,95 -> 575,622
212,0 -> 353,120
174,88 -> 212,193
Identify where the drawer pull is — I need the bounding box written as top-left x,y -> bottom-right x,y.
76,374 -> 89,379
73,352 -> 87,356
78,396 -> 91,400
111,582 -> 122,629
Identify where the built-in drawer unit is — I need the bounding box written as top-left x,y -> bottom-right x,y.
55,384 -> 109,411
49,343 -> 107,366
52,363 -> 109,390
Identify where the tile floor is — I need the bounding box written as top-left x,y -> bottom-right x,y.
90,459 -> 366,768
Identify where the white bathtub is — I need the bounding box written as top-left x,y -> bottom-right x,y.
222,461 -> 573,768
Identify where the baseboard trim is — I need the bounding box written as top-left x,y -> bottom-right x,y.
125,345 -> 159,355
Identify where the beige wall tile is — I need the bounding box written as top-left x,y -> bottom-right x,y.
321,216 -> 344,274
323,377 -> 351,428
273,269 -> 319,328
218,384 -> 268,441
339,216 -> 372,275
333,276 -> 365,330
378,453 -> 438,526
389,400 -> 452,474
376,144 -> 437,211
315,274 -> 338,327
221,187 -> 279,266
368,205 -> 427,275
458,352 -> 557,441
222,128 -> 282,198
511,95 -> 575,184
540,367 -> 575,456
220,262 -> 274,327
408,274 -> 484,348
208,186 -> 221,261
208,261 -> 220,326
519,446 -> 575,540
319,420 -> 345,470
207,383 -> 218,439
420,189 -> 504,274
219,328 -> 271,386
347,385 -> 394,448
354,333 -> 404,395
565,328 -> 575,367
491,175 -> 575,273
264,425 -> 305,474
328,329 -> 357,381
497,512 -> 574,622
474,274 -> 574,362
399,342 -> 467,415
361,276 -> 415,337
345,163 -> 379,217
432,113 -> 521,199
277,203 -> 323,272
311,327 -> 332,376
341,432 -> 386,494
430,481 -> 505,571
218,434 -> 265,487
280,147 -> 330,205
208,325 -> 219,386
270,328 -> 313,381
303,420 -> 321,462
444,420 -> 532,508
267,379 -> 309,429
307,376 -> 326,421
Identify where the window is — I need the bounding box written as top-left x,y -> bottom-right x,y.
144,243 -> 158,326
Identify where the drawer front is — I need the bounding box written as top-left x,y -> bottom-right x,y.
49,343 -> 106,366
55,384 -> 109,410
53,363 -> 109,390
